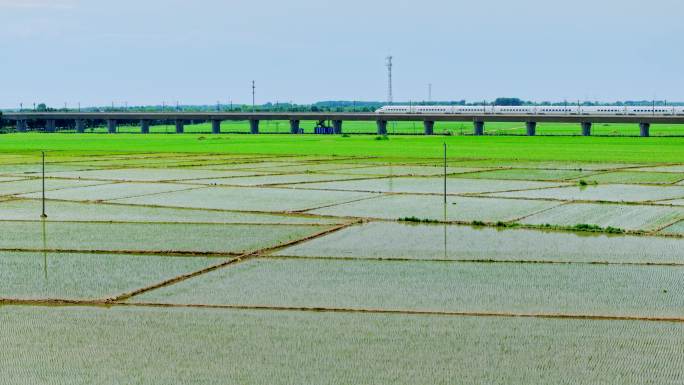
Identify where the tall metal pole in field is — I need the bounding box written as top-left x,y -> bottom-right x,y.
443,143 -> 447,204
443,140 -> 448,256
41,151 -> 47,218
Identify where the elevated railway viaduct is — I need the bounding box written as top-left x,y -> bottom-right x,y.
4,112 -> 684,137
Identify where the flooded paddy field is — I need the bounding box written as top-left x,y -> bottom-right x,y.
4,306 -> 684,385
2,150 -> 684,384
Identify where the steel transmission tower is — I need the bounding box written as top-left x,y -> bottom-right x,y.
386,56 -> 393,105
252,80 -> 256,112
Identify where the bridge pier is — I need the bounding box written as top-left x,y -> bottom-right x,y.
45,119 -> 56,133
75,119 -> 85,133
639,123 -> 650,137
212,120 -> 221,134
16,120 -> 27,132
581,122 -> 592,136
474,121 -> 484,136
289,120 -> 300,134
107,119 -> 117,134
423,121 -> 434,135
249,119 -> 259,134
332,120 -> 343,134
526,122 -> 537,136
140,120 -> 150,134
377,120 -> 388,135
175,119 -> 184,134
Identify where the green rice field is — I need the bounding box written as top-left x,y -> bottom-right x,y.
56,120 -> 684,137
1,133 -> 684,384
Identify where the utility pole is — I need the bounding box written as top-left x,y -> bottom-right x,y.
428,83 -> 432,103
443,143 -> 447,204
386,56 -> 393,105
41,152 -> 47,219
252,80 -> 256,112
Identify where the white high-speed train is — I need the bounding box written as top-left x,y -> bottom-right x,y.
375,105 -> 684,115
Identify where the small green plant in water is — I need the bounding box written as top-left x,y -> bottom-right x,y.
572,223 -> 624,234
604,226 -> 625,234
494,221 -> 519,228
574,223 -> 602,231
398,216 -> 439,224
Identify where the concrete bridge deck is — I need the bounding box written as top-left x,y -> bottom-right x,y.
3,112 -> 684,136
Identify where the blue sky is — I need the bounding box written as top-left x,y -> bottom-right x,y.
1,0 -> 682,107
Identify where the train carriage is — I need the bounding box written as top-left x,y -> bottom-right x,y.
376,105 -> 683,116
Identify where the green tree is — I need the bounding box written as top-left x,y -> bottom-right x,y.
493,98 -> 523,106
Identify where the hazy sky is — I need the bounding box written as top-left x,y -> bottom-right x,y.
1,0 -> 682,107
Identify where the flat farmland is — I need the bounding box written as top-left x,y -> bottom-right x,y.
1,134 -> 684,384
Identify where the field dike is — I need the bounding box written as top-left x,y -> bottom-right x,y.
5,299 -> 684,325
105,221 -> 359,302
